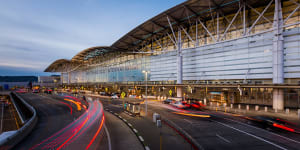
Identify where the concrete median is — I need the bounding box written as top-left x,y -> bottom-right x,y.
0,92 -> 37,149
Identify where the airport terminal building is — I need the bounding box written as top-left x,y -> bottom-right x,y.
45,0 -> 300,110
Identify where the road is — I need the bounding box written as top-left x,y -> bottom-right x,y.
148,102 -> 300,150
104,111 -> 144,150
100,98 -> 300,150
13,93 -> 83,149
12,94 -> 143,150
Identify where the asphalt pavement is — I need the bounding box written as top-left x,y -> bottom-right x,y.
13,93 -> 83,150
147,101 -> 300,150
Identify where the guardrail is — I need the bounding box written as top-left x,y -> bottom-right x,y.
0,92 -> 37,149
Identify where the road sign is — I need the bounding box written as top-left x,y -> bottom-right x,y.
169,89 -> 172,96
121,92 -> 126,98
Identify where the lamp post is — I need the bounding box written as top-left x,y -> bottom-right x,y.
142,70 -> 150,116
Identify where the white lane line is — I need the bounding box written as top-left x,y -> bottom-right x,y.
119,116 -> 122,118
139,136 -> 144,142
114,113 -> 118,115
223,117 -> 300,144
133,128 -> 138,133
128,123 -> 132,127
145,146 -> 150,150
183,119 -> 193,124
104,124 -> 112,150
123,119 -> 127,122
110,111 -> 113,113
213,120 -> 287,150
216,133 -> 231,143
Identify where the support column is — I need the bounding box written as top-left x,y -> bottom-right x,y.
177,87 -> 183,98
273,89 -> 284,110
272,0 -> 284,110
61,73 -> 64,84
68,72 -> 71,85
177,28 -> 183,97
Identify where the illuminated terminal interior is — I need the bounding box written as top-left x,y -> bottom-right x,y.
45,0 -> 300,110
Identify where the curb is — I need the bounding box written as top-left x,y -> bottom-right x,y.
104,108 -> 150,150
0,92 -> 38,149
162,118 -> 203,150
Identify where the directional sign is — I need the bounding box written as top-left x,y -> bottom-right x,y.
169,89 -> 172,96
121,92 -> 126,99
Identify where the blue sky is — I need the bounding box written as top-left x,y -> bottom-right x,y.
0,0 -> 185,76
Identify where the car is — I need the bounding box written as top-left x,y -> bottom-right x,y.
44,89 -> 52,94
181,101 -> 191,108
129,95 -> 137,98
163,99 -> 174,104
171,101 -> 188,109
99,92 -> 106,95
245,116 -> 300,133
111,95 -> 119,99
16,89 -> 27,93
32,89 -> 40,93
190,102 -> 206,110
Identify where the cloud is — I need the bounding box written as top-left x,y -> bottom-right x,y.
0,0 -> 185,76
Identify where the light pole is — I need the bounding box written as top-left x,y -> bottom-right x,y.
142,70 -> 150,116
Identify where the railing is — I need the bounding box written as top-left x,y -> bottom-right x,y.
0,92 -> 37,149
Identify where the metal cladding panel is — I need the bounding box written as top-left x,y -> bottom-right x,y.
284,27 -> 300,78
150,31 -> 274,81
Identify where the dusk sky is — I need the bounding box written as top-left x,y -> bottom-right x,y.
0,0 -> 185,76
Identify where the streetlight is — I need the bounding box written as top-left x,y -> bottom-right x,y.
142,70 -> 150,116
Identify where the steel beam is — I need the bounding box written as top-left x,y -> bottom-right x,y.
177,29 -> 183,84
247,0 -> 273,35
272,0 -> 284,84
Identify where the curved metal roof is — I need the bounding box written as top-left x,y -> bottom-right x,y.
44,59 -> 72,72
111,0 -> 269,51
71,46 -> 115,62
45,0 -> 272,72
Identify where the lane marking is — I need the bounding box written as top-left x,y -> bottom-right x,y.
128,123 -> 132,127
145,146 -> 150,150
104,124 -> 112,150
213,120 -> 287,150
183,119 -> 193,124
114,113 -> 118,115
123,119 -> 127,122
133,129 -> 138,133
139,136 -> 144,142
216,133 -> 231,143
223,117 -> 300,144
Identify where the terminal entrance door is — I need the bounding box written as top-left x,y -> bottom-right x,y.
209,92 -> 227,104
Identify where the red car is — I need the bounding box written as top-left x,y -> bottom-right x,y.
190,102 -> 206,110
32,89 -> 40,93
16,89 -> 27,93
181,101 -> 191,108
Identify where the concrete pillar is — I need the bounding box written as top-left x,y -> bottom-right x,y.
298,109 -> 300,119
204,98 -> 207,105
246,105 -> 249,111
273,89 -> 284,110
265,106 -> 268,112
230,104 -> 233,109
176,87 -> 182,97
238,104 -> 241,109
68,72 -> 71,85
255,105 -> 259,111
285,108 -> 289,114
